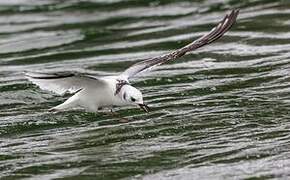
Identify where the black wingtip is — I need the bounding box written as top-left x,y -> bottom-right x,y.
25,71 -> 75,79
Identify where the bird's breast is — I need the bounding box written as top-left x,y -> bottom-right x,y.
94,77 -> 127,107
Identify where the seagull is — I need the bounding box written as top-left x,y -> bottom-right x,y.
26,9 -> 239,113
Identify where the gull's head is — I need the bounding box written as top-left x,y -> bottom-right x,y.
121,85 -> 149,113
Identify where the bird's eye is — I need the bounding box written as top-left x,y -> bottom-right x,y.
131,97 -> 136,102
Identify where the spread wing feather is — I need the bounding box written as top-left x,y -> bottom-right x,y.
25,71 -> 105,95
120,9 -> 239,80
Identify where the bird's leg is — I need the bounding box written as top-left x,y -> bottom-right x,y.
110,109 -> 118,115
109,108 -> 129,123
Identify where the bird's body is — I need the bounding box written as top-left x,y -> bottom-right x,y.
53,76 -> 122,112
25,10 -> 239,113
26,73 -> 141,112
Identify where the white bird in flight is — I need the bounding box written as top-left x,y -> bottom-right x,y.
26,10 -> 239,113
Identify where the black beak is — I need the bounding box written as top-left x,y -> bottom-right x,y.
138,103 -> 150,113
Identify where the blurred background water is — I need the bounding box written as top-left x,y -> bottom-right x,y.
1,0 -> 290,179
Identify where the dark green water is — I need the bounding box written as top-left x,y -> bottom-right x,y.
1,0 -> 290,179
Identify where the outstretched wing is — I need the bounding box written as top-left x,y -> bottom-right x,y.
120,9 -> 239,80
25,71 -> 105,95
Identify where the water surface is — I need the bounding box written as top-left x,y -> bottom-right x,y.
1,0 -> 290,179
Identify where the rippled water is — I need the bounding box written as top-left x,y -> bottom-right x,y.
1,0 -> 290,179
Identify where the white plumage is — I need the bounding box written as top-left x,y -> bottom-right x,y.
25,10 -> 239,113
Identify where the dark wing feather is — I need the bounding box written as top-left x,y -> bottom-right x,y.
120,9 -> 239,80
25,71 -> 105,95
